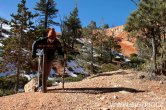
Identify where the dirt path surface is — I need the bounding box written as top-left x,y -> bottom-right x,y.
0,70 -> 166,110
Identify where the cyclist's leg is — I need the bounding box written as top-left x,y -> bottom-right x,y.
42,60 -> 52,92
44,60 -> 52,80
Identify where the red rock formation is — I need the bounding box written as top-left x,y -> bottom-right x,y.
106,25 -> 137,57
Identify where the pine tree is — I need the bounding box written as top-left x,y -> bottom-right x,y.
102,31 -> 121,63
97,24 -> 109,60
3,0 -> 36,92
125,0 -> 166,74
34,0 -> 58,35
101,24 -> 109,29
64,6 -> 82,49
81,21 -> 99,74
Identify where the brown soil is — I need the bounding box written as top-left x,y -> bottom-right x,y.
0,70 -> 166,110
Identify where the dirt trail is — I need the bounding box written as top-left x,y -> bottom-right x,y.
0,70 -> 166,110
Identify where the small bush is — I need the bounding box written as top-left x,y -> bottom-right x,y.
64,74 -> 84,82
101,63 -> 120,72
0,89 -> 3,97
129,57 -> 145,69
130,53 -> 138,58
83,63 -> 101,74
47,80 -> 53,87
19,77 -> 29,88
2,89 -> 15,96
0,75 -> 28,96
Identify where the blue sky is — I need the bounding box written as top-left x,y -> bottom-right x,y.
0,0 -> 137,32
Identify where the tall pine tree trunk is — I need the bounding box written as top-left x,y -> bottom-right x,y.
44,1 -> 48,29
43,0 -> 48,37
15,32 -> 22,93
151,36 -> 157,74
71,30 -> 77,49
71,39 -> 75,49
15,58 -> 20,93
109,48 -> 112,63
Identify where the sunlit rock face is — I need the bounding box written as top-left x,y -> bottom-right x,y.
24,77 -> 38,92
105,25 -> 137,57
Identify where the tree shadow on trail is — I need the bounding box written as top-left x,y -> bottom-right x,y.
48,87 -> 145,94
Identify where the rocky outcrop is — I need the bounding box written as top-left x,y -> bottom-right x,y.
106,25 -> 137,57
24,77 -> 38,92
